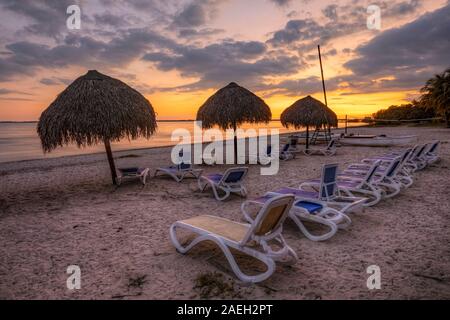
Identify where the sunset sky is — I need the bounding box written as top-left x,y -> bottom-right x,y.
0,0 -> 449,121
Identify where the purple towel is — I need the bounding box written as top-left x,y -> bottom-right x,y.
274,187 -> 319,199
205,174 -> 223,183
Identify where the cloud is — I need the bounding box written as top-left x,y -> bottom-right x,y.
269,0 -> 292,6
172,0 -> 225,28
0,28 -> 181,81
0,0 -> 75,39
178,28 -> 225,39
39,77 -> 72,86
267,1 -> 425,51
143,40 -> 303,90
344,4 -> 450,77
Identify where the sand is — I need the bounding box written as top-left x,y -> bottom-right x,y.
0,126 -> 449,300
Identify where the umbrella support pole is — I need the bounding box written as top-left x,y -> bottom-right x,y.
233,123 -> 238,164
104,139 -> 118,185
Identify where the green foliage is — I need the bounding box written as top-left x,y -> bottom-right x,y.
373,101 -> 435,121
420,68 -> 450,127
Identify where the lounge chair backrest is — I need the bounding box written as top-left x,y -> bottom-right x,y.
282,143 -> 290,152
319,163 -> 338,200
327,139 -> 336,150
427,141 -> 439,154
398,148 -> 412,167
406,145 -> 420,161
178,151 -> 192,171
221,167 -> 248,185
243,194 -> 294,243
364,160 -> 381,183
266,145 -> 272,157
414,144 -> 427,160
385,157 -> 402,178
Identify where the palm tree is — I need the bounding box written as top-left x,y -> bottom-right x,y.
420,68 -> 450,127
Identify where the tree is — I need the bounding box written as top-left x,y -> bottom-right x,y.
420,68 -> 450,127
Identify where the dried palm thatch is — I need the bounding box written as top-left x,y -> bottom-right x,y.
281,95 -> 337,150
281,95 -> 337,129
196,82 -> 271,163
37,70 -> 157,184
196,82 -> 271,130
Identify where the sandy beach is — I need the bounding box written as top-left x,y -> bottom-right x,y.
0,125 -> 449,300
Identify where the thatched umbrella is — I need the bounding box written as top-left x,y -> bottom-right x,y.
37,70 -> 157,185
280,95 -> 337,150
196,82 -> 271,163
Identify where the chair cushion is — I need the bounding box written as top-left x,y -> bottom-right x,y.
179,215 -> 249,243
205,173 -> 223,183
295,201 -> 323,214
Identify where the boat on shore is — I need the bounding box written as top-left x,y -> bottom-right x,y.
339,134 -> 417,147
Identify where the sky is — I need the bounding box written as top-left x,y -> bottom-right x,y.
0,0 -> 449,121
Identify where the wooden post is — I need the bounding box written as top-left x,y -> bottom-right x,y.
318,45 -> 328,107
305,125 -> 309,151
104,139 -> 117,185
233,122 -> 238,164
345,115 -> 348,135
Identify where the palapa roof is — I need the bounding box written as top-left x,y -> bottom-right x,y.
38,70 -> 157,152
281,95 -> 338,129
196,82 -> 271,130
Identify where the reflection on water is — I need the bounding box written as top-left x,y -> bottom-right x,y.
0,121 -> 363,163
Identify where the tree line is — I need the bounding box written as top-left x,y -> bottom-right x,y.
373,68 -> 450,127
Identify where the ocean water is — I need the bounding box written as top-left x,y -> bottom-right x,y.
0,121 -> 362,163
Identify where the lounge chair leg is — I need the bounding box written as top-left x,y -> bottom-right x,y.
289,212 -> 338,241
170,223 -> 276,283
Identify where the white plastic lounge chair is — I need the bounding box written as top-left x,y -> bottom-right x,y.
405,144 -> 429,172
340,157 -> 403,199
116,167 -> 150,185
304,139 -> 337,156
304,160 -> 384,207
269,164 -> 366,214
424,140 -> 440,165
280,143 -> 295,161
170,194 -> 298,283
242,193 -> 347,242
155,151 -> 202,182
351,148 -> 414,189
198,167 -> 248,201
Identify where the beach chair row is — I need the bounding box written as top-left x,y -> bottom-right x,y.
170,140 -> 440,283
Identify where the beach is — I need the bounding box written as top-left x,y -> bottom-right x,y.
0,125 -> 449,299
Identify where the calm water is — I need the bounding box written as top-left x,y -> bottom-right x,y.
0,121 -> 363,163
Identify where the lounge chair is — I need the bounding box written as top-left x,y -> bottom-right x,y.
270,164 -> 366,214
280,143 -> 295,161
304,139 -> 337,156
198,167 -> 248,201
170,194 -> 298,283
351,148 -> 414,189
154,151 -> 202,182
303,160 -> 384,207
242,193 -> 346,241
424,140 -> 440,165
116,167 -> 150,185
339,157 -> 403,198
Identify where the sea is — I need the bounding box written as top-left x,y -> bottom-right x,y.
0,121 -> 364,163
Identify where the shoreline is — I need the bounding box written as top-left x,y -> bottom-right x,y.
0,125 -> 376,168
